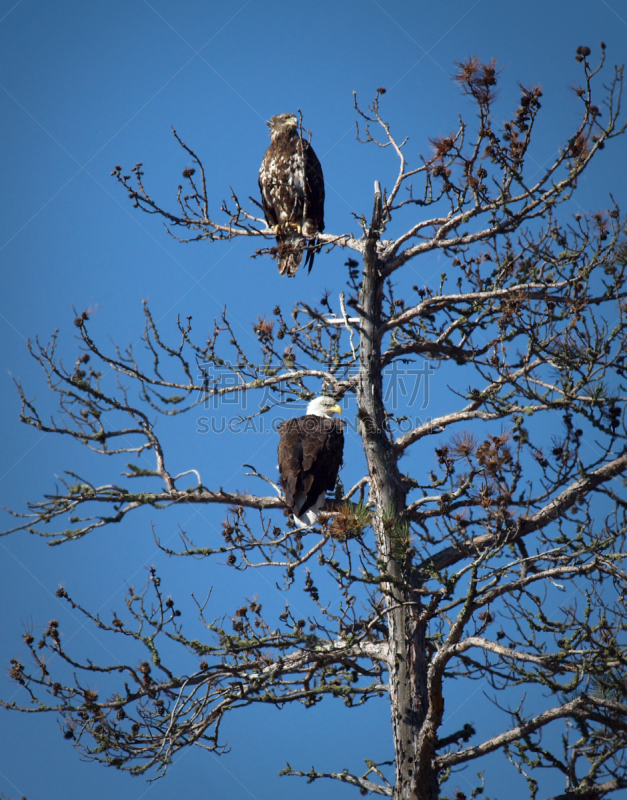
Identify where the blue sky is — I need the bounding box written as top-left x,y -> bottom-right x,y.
1,2 -> 626,799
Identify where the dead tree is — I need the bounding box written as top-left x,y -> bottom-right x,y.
3,47 -> 627,800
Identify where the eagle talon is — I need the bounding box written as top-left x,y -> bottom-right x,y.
284,222 -> 302,234
272,222 -> 302,234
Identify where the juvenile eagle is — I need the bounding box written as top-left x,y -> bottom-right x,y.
278,397 -> 344,528
259,113 -> 325,277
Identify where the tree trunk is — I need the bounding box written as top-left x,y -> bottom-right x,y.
357,185 -> 438,800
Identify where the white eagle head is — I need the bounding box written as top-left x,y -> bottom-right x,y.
306,396 -> 342,418
267,113 -> 298,139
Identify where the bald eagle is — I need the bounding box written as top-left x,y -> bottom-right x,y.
259,113 -> 325,277
278,397 -> 344,528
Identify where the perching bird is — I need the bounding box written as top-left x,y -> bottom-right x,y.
277,396 -> 344,528
259,113 -> 325,277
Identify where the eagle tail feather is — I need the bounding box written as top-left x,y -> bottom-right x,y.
303,236 -> 321,274
277,233 -> 305,277
293,491 -> 326,528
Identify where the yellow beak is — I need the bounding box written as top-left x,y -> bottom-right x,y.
331,404 -> 342,416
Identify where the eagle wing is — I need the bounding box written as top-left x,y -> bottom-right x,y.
303,140 -> 324,233
301,140 -> 324,273
277,416 -> 344,517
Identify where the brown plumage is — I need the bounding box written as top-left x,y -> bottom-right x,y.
277,397 -> 343,527
259,113 -> 325,277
